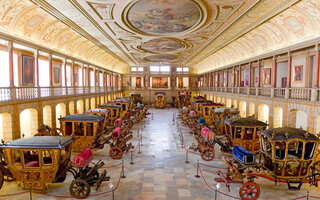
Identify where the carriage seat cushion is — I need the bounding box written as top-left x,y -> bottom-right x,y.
201,127 -> 214,140
115,118 -> 123,127
189,110 -> 196,118
112,127 -> 122,138
73,148 -> 93,167
232,145 -> 255,166
198,118 -> 205,125
25,161 -> 39,167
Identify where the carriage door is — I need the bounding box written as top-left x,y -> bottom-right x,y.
232,126 -> 242,146
242,127 -> 255,151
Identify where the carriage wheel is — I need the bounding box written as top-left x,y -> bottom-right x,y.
239,182 -> 260,200
201,148 -> 215,161
69,179 -> 91,199
109,147 -> 123,160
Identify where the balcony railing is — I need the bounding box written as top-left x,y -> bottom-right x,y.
197,86 -> 318,103
0,86 -> 121,102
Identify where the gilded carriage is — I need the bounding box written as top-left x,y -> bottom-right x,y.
108,99 -> 131,118
59,114 -> 106,152
191,100 -> 212,117
98,104 -> 121,129
177,92 -> 191,108
213,107 -> 239,135
200,102 -> 224,125
224,118 -> 268,152
0,136 -> 74,190
129,93 -> 142,104
217,127 -> 320,200
155,92 -> 166,108
83,109 -> 110,131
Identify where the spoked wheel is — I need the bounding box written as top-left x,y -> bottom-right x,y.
201,148 -> 215,161
239,182 -> 260,200
109,146 -> 123,160
69,179 -> 91,199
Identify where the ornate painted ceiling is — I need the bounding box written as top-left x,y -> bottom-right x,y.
0,0 -> 319,74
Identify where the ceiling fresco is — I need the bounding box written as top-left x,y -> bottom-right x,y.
1,0 -> 318,74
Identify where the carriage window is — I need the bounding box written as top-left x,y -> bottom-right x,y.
204,107 -> 209,115
122,104 -> 126,111
65,122 -> 72,136
12,149 -> 21,164
244,128 -> 254,140
112,109 -> 117,117
304,142 -> 316,160
261,135 -> 272,156
86,123 -> 94,136
24,150 -> 39,168
275,141 -> 286,160
235,127 -> 242,139
42,150 -> 52,165
74,122 -> 84,136
287,141 -> 303,159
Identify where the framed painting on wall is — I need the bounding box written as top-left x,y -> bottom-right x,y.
263,68 -> 271,85
281,77 -> 287,88
178,77 -> 183,88
294,65 -> 303,82
52,61 -> 61,86
22,55 -> 35,86
152,77 -> 168,88
136,77 -> 141,88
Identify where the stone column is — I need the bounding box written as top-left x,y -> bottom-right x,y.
257,60 -> 261,87
34,50 -> 39,86
271,56 -> 277,87
8,41 -> 14,87
287,52 -> 292,88
314,44 -> 319,87
49,53 -> 53,87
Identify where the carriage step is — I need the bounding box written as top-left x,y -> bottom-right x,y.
286,180 -> 302,190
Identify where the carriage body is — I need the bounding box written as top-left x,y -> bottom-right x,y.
98,104 -> 121,129
84,109 -> 110,130
177,92 -> 191,108
213,107 -> 239,135
0,136 -> 73,190
200,102 -> 224,125
108,99 -> 131,118
129,93 -> 142,104
224,118 -> 268,152
155,92 -> 166,108
59,114 -> 105,152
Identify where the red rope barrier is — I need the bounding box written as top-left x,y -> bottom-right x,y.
198,164 -> 241,200
310,196 -> 320,199
199,162 -> 228,170
101,162 -> 122,169
0,191 -> 27,197
289,196 -> 307,200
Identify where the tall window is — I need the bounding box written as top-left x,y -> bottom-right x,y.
78,68 -> 83,86
90,70 -> 94,86
150,65 -> 170,74
0,50 -> 9,87
13,53 -> 18,86
39,59 -> 49,87
176,67 -> 189,74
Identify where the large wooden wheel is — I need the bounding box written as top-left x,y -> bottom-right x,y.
201,147 -> 215,161
109,146 -> 123,160
69,179 -> 91,199
239,182 -> 260,200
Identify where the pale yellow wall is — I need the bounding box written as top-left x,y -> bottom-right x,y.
56,103 -> 66,128
43,105 -> 52,127
20,109 -> 38,137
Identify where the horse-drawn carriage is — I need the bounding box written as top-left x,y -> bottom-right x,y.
98,104 -> 121,129
58,114 -> 133,159
212,107 -> 239,135
83,109 -> 110,132
216,127 -> 320,200
155,92 -> 166,108
224,118 -> 268,152
108,99 -> 131,118
129,93 -> 142,104
200,102 -> 224,125
177,92 -> 191,108
0,136 -> 110,198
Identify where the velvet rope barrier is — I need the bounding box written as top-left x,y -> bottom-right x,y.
0,191 -> 28,197
310,195 -> 320,199
34,163 -> 123,199
198,163 -> 241,200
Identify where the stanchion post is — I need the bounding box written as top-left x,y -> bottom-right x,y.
180,128 -> 183,148
215,183 -> 220,200
307,191 -> 309,200
130,151 -> 134,165
140,129 -> 143,146
185,147 -> 189,164
138,139 -> 141,154
195,159 -> 200,178
29,186 -> 32,200
112,188 -> 115,200
121,159 -> 126,178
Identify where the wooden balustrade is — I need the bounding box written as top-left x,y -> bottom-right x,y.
0,86 -> 121,102
274,88 -> 285,98
289,88 -> 311,101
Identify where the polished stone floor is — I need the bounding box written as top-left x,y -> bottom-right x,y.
0,108 -> 319,199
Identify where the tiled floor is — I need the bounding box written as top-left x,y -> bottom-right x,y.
0,108 -> 319,199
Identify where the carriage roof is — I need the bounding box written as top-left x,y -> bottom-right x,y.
214,107 -> 238,113
224,118 -> 268,127
0,136 -> 74,149
201,102 -> 223,106
99,104 -> 122,109
59,114 -> 104,122
84,108 -> 110,114
155,92 -> 165,96
260,127 -> 319,141
192,100 -> 211,104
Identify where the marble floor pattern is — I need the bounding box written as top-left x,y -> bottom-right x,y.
0,108 -> 319,199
